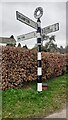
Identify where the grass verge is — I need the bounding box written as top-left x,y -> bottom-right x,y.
2,74 -> 67,118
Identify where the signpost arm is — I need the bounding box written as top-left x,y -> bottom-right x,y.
37,18 -> 42,92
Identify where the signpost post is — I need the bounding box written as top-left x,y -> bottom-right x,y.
16,7 -> 59,93
34,7 -> 43,92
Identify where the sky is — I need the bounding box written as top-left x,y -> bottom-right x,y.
0,1 -> 67,48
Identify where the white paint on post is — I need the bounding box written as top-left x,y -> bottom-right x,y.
37,22 -> 41,28
37,43 -> 41,45
37,83 -> 42,92
36,33 -> 41,38
38,52 -> 41,60
37,67 -> 42,75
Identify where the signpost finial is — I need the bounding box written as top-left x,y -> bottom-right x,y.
34,7 -> 43,19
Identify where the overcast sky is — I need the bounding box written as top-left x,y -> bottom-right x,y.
0,1 -> 67,48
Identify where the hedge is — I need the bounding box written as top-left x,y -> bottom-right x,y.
1,46 -> 68,90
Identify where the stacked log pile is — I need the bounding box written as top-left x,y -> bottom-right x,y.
1,46 -> 68,90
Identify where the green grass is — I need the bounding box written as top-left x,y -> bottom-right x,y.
2,74 -> 67,118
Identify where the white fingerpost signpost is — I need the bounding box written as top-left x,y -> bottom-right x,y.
34,7 -> 43,92
16,7 -> 59,93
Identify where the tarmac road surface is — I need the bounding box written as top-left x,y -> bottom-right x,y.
46,108 -> 67,118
